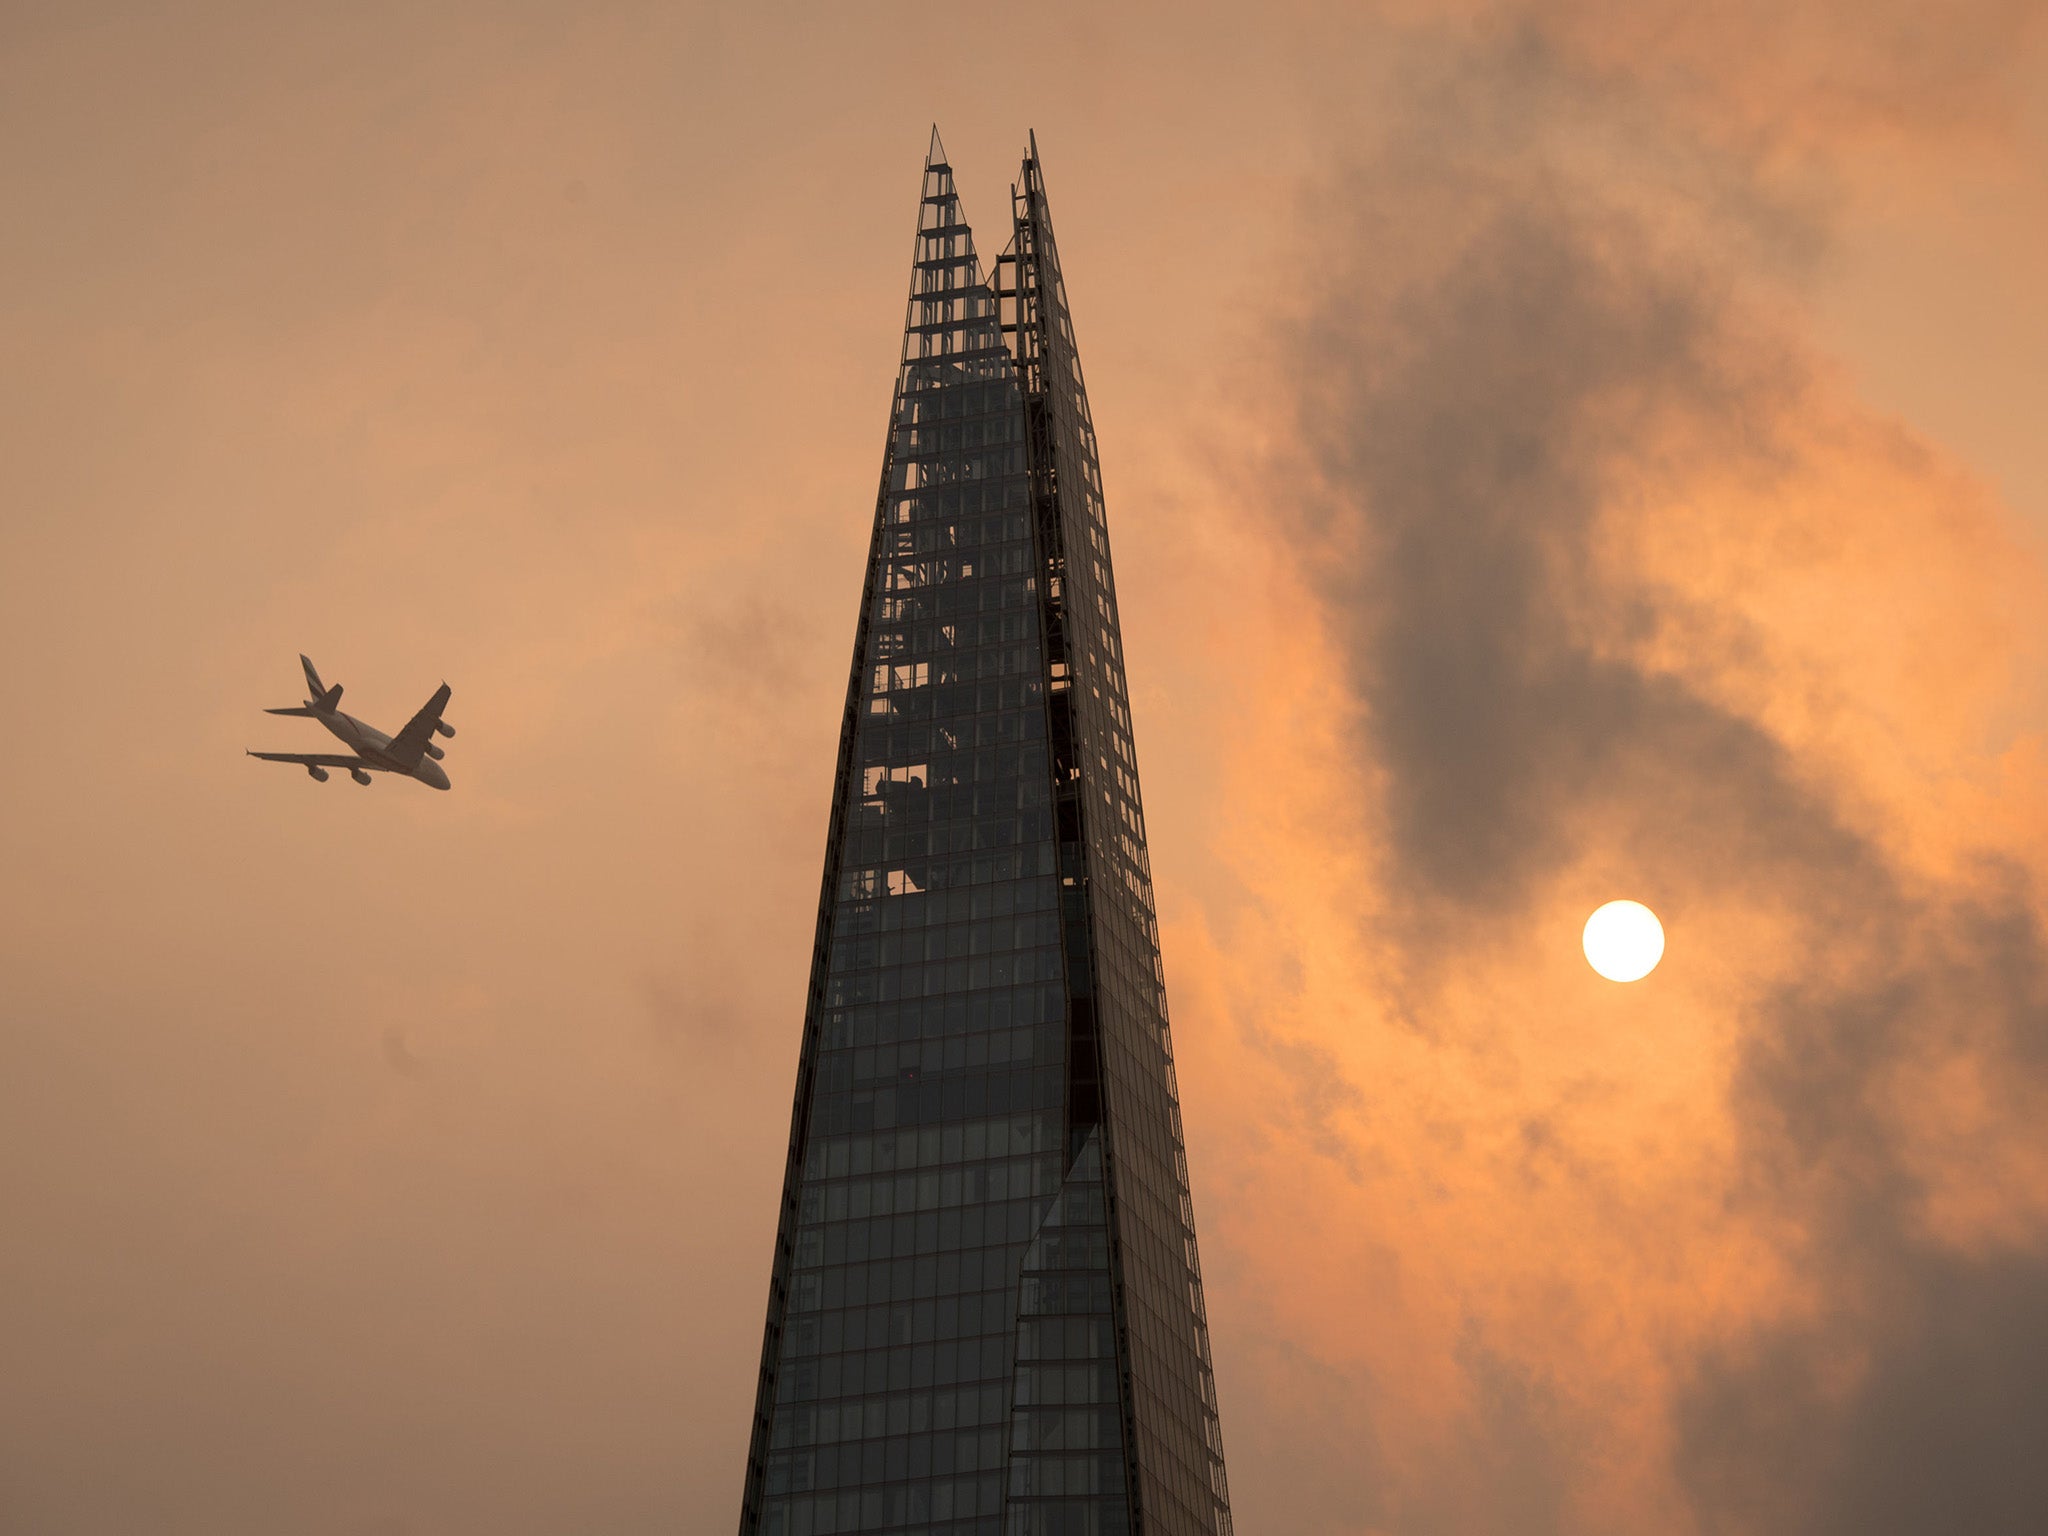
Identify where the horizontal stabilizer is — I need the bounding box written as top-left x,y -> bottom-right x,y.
265,706 -> 319,717
315,683 -> 342,711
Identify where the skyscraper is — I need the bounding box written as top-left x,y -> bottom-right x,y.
738,132 -> 1232,1536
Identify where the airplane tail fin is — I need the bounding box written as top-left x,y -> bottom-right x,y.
298,656 -> 342,711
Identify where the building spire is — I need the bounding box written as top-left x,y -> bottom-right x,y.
738,136 -> 1232,1536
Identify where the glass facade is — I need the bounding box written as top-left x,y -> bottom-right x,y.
738,133 -> 1230,1536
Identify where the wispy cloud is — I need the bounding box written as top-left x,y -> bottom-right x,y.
1177,5 -> 2048,1530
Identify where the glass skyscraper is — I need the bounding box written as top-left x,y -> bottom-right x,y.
738,132 -> 1232,1536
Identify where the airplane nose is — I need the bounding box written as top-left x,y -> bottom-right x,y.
423,762 -> 451,791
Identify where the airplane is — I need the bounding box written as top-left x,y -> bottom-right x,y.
248,655 -> 454,790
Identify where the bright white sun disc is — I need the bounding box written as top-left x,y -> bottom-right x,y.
1583,900 -> 1665,982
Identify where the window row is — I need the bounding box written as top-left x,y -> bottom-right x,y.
873,573 -> 1039,624
834,871 -> 1057,935
902,382 -> 1020,424
840,825 -> 1044,881
895,414 -> 1018,455
902,348 -> 1012,386
1013,1361 -> 1121,1408
887,478 -> 1029,529
869,643 -> 1038,693
767,1424 -> 1008,1494
855,722 -> 1047,779
1009,1406 -> 1122,1452
872,610 -> 1037,659
908,290 -> 997,329
783,1313 -> 1016,1378
775,1332 -> 1013,1402
827,911 -> 1059,973
867,674 -> 1043,723
789,1242 -> 1033,1313
807,1064 -> 1065,1137
852,789 -> 1051,835
782,1290 -> 1014,1360
818,1024 -> 1060,1090
793,1193 -> 1045,1268
1018,1228 -> 1111,1276
1019,1273 -> 1114,1317
898,446 -> 1026,490
759,1474 -> 1005,1536
774,1378 -> 1012,1450
796,1177 -> 1051,1251
822,947 -> 1062,1007
857,743 -> 1050,798
801,1110 -> 1063,1181
879,543 -> 1033,594
818,978 -> 1062,1049
1015,1315 -> 1116,1363
1006,1450 -> 1125,1499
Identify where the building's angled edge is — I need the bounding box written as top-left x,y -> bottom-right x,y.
1000,137 -> 1234,1535
734,179 -> 909,1536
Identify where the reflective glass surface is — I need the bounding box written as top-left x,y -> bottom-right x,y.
1015,154 -> 1232,1536
741,138 -> 1226,1536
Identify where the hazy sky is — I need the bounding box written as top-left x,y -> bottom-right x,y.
4,3 -> 2047,1533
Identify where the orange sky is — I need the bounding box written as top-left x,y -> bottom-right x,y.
4,4 -> 2047,1533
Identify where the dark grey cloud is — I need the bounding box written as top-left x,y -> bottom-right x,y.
1681,1211 -> 2048,1536
1679,880 -> 2048,1536
1293,160 -> 1855,926
1268,14 -> 2048,1532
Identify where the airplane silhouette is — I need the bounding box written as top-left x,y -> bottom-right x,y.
248,655 -> 453,790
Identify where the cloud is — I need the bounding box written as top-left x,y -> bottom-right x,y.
1179,5 -> 2048,1531
1676,876 -> 2048,1535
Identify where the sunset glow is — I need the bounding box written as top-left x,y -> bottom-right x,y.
4,3 -> 2046,1533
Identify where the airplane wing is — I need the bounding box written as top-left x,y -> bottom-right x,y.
246,751 -> 378,769
385,682 -> 452,770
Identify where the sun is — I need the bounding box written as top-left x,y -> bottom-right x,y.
1583,900 -> 1665,982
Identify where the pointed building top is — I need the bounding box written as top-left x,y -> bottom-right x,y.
926,124 -> 949,168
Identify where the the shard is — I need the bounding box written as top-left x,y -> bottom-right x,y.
738,132 -> 1232,1536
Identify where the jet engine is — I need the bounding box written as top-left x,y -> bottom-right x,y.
424,742 -> 445,761
434,720 -> 456,738
350,767 -> 372,785
307,764 -> 329,783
